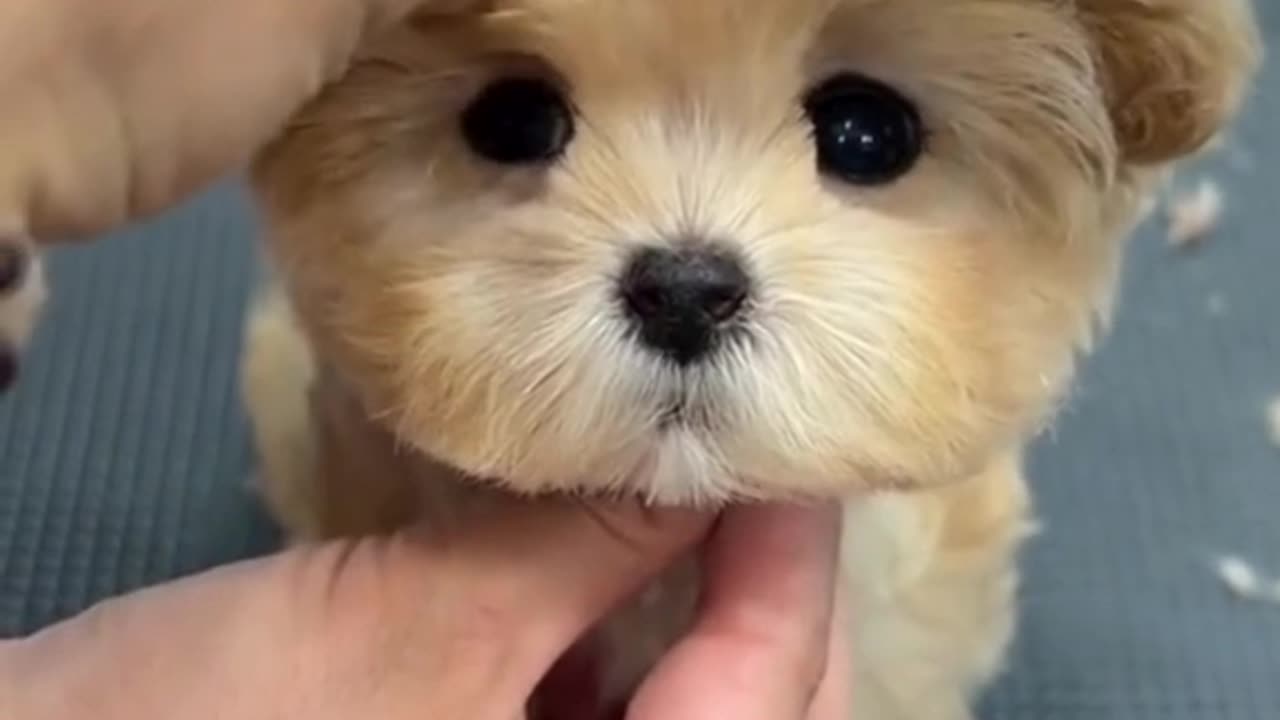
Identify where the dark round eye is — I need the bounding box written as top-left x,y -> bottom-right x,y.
804,74 -> 923,185
462,77 -> 574,165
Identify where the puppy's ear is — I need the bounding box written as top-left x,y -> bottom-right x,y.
1079,0 -> 1262,165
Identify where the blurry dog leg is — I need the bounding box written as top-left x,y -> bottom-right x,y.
0,235 -> 48,393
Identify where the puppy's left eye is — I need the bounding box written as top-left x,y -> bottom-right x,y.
462,77 -> 574,165
805,74 -> 923,185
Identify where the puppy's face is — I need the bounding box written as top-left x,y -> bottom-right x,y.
254,0 -> 1257,503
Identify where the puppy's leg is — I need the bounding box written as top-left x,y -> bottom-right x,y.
241,286 -> 325,538
240,286 -> 419,540
845,453 -> 1033,720
0,237 -> 47,392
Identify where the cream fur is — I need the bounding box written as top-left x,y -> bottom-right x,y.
241,1 -> 1262,717
0,239 -> 46,368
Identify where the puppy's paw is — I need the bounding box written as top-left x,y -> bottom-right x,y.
0,237 -> 47,393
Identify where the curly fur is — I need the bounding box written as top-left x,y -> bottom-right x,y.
241,1 -> 1261,717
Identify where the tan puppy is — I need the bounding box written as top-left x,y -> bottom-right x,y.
242,1 -> 1261,717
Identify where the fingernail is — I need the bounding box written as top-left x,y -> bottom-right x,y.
0,241 -> 28,294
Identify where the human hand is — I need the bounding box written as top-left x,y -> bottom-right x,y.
0,0 -> 457,385
0,502 -> 848,720
0,0 -> 446,243
0,501 -> 708,720
629,503 -> 851,720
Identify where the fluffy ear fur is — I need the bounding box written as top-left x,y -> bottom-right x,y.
1079,0 -> 1262,166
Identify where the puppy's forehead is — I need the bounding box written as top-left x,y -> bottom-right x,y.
481,0 -> 838,74
474,0 -> 1079,85
493,0 -> 842,28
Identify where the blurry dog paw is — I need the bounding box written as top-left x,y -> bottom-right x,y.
0,236 -> 47,393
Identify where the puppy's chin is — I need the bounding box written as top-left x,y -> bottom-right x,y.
423,423 -> 856,507
599,428 -> 741,507
613,429 -> 918,506
416,415 -> 944,507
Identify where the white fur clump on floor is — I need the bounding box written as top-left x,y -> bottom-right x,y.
1214,555 -> 1280,606
1264,396 -> 1280,448
1165,178 -> 1225,249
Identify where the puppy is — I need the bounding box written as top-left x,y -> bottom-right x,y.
242,1 -> 1261,717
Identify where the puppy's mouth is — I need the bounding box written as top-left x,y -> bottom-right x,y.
655,391 -> 719,432
658,398 -> 686,429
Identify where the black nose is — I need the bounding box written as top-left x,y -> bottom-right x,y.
619,245 -> 751,365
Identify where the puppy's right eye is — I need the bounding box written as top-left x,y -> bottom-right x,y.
462,77 -> 574,164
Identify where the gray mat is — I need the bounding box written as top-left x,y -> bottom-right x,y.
3,13 -> 1279,718
0,186 -> 280,633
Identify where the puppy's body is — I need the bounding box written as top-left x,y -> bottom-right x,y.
242,1 -> 1259,717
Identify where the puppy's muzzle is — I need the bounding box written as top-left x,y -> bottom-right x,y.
618,243 -> 751,365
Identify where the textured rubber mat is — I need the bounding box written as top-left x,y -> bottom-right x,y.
0,185 -> 280,635
2,11 -> 1279,718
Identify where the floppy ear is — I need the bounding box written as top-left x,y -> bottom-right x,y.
1078,0 -> 1262,166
